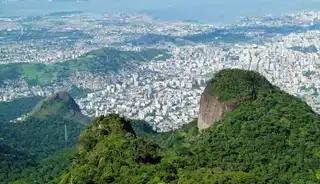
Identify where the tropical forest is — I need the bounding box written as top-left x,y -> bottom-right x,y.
1,69 -> 320,184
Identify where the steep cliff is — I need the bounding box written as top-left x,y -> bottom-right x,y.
50,69 -> 320,184
198,69 -> 275,130
198,90 -> 232,130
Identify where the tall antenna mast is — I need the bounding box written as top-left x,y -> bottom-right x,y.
64,124 -> 68,148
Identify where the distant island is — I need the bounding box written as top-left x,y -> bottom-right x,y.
48,11 -> 83,16
182,19 -> 201,23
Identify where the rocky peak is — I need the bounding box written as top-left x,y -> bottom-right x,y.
46,91 -> 81,112
198,89 -> 232,130
31,91 -> 90,124
198,69 -> 274,130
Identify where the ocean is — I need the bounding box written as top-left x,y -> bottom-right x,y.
1,0 -> 320,24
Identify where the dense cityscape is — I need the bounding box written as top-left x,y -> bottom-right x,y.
1,11 -> 320,131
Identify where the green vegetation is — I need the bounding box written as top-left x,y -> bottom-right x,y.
31,92 -> 91,124
53,115 -> 165,184
0,92 -> 90,157
188,90 -> 320,183
0,48 -> 171,86
130,119 -> 157,138
0,116 -> 85,158
0,146 -> 75,184
11,149 -> 75,184
0,93 -> 89,184
0,96 -> 43,123
206,69 -> 275,104
52,114 -> 261,184
69,86 -> 92,99
52,69 -> 320,184
0,140 -> 35,184
2,69 -> 320,183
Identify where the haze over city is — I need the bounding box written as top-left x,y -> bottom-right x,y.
1,0 -> 320,23
1,1 -> 320,183
1,0 -> 320,131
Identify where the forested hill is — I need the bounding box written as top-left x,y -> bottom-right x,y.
0,140 -> 34,182
51,69 -> 320,184
0,96 -> 44,124
0,92 -> 90,184
0,92 -> 90,156
31,91 -> 91,124
0,47 -> 170,86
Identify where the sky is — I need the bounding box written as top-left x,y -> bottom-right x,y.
1,0 -> 320,24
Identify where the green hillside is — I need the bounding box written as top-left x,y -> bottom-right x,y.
0,140 -> 34,183
0,96 -> 44,124
0,48 -> 171,86
188,90 -> 320,183
0,116 -> 85,158
0,93 -> 90,184
0,143 -> 75,184
11,149 -> 75,184
0,92 -> 90,157
51,69 -> 320,184
206,68 -> 276,104
2,69 -> 320,184
31,91 -> 91,124
52,115 -> 169,184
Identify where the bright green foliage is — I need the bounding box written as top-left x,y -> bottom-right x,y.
189,90 -> 320,183
206,69 -> 275,104
0,116 -> 85,158
3,69 -> 320,184
10,149 -> 74,184
54,115 -> 169,184
0,48 -> 171,86
52,115 -> 263,184
177,168 -> 257,184
0,141 -> 34,184
53,69 -> 320,183
0,94 -> 89,183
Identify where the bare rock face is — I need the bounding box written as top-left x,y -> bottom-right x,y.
197,69 -> 275,130
197,90 -> 231,130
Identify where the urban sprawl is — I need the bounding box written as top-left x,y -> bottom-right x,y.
1,11 -> 320,131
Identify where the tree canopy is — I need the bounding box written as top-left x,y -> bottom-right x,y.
2,69 -> 320,184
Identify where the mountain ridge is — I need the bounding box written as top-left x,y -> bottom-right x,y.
50,69 -> 320,184
31,91 -> 90,125
0,92 -> 90,183
198,69 -> 277,130
2,69 -> 320,183
0,91 -> 90,157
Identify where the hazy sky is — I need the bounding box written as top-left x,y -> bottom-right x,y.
1,0 -> 320,23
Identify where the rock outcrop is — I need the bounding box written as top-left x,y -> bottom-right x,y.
197,89 -> 232,130
46,91 -> 81,112
197,69 -> 275,130
32,91 -> 90,124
